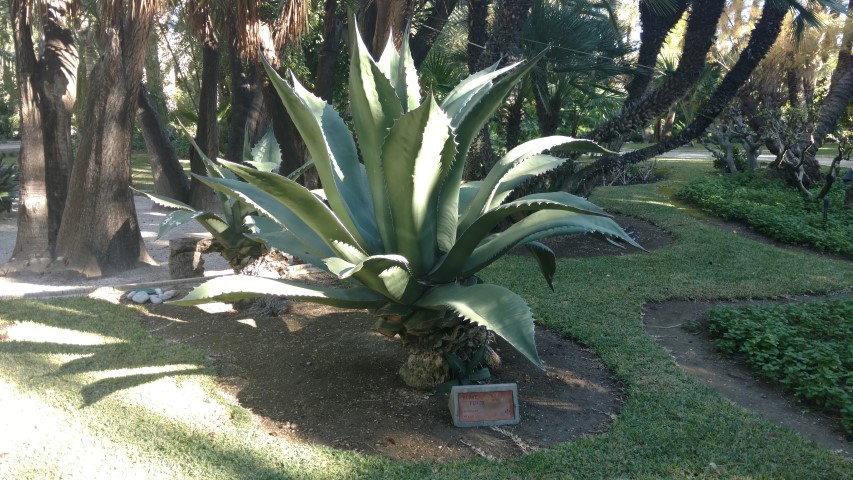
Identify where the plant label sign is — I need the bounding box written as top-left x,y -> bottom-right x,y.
449,384 -> 520,428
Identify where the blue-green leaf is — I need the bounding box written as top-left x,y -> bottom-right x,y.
415,284 -> 542,368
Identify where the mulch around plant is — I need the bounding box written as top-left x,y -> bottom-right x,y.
139,301 -> 623,461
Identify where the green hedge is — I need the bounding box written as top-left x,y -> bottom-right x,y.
709,299 -> 853,435
675,173 -> 853,256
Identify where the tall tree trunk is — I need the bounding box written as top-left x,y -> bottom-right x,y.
624,0 -> 689,105
4,0 -> 76,274
505,84 -> 525,150
39,1 -> 77,253
189,32 -> 220,211
464,0 -> 533,181
315,0 -> 342,103
371,0 -> 417,52
565,1 -> 788,194
805,0 -> 853,161
225,41 -> 264,163
410,0 -> 458,68
467,0 -> 490,74
137,84 -> 190,202
144,19 -> 168,120
54,9 -> 155,277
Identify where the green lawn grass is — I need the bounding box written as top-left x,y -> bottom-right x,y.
1,159 -> 852,478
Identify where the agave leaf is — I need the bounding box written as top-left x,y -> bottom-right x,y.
242,124 -> 252,162
192,167 -> 360,260
171,275 -> 387,309
415,284 -> 542,368
156,210 -> 202,239
434,136 -> 461,253
457,181 -> 482,215
433,192 -> 612,280
349,22 -> 402,250
488,154 -> 564,209
285,160 -> 316,181
382,96 -> 453,275
377,28 -> 420,112
247,128 -> 282,172
441,61 -> 513,124
437,49 -> 548,256
346,254 -> 425,304
459,210 -> 642,278
133,188 -> 196,213
260,55 -> 380,252
524,241 -> 556,291
459,136 -> 612,231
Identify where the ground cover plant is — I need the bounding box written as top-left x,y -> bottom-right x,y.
174,27 -> 638,390
2,160 -> 853,478
675,172 -> 853,255
708,299 -> 853,435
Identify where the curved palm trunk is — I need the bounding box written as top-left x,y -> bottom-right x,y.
137,84 -> 190,202
589,0 -> 726,147
467,0 -> 490,74
4,0 -> 77,274
624,0 -> 689,105
54,10 -> 155,277
410,0 -> 458,68
564,1 -> 788,194
225,41 -> 264,163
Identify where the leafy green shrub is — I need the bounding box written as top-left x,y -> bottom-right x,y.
173,26 -> 639,389
675,173 -> 853,255
708,300 -> 853,434
710,144 -> 748,173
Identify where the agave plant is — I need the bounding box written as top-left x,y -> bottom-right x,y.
172,25 -> 640,389
136,127 -> 313,270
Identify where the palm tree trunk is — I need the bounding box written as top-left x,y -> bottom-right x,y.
225,41 -> 264,163
590,0 -> 726,148
314,0 -> 342,103
54,8 -> 155,277
189,33 -> 220,211
137,84 -> 189,202
410,0 -> 458,68
4,0 -> 76,274
624,0 -> 689,105
466,0 -> 490,74
564,1 -> 788,194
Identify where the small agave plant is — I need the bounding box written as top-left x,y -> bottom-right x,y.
172,26 -> 640,389
136,127 -> 313,271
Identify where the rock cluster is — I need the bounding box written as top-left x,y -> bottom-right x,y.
126,288 -> 177,304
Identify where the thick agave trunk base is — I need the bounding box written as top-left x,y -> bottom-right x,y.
398,349 -> 451,390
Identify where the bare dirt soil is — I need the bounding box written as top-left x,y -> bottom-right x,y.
643,296 -> 853,458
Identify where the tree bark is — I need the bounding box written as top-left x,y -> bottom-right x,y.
4,0 -> 77,274
563,1 -> 788,194
410,0 -> 458,68
54,11 -> 155,277
464,0 -> 533,181
589,0 -> 726,148
225,40 -> 264,163
467,0 -> 490,74
624,0 -> 689,105
189,33 -> 220,211
371,0 -> 417,53
137,84 -> 190,202
315,0 -> 342,103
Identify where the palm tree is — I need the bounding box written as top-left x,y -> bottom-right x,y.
3,0 -> 77,274
53,0 -> 160,276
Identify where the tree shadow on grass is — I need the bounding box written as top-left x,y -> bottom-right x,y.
0,297 -> 211,406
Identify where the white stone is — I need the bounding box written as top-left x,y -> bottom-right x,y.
150,296 -> 163,304
126,290 -> 137,300
131,291 -> 150,304
160,290 -> 176,301
154,288 -> 163,295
